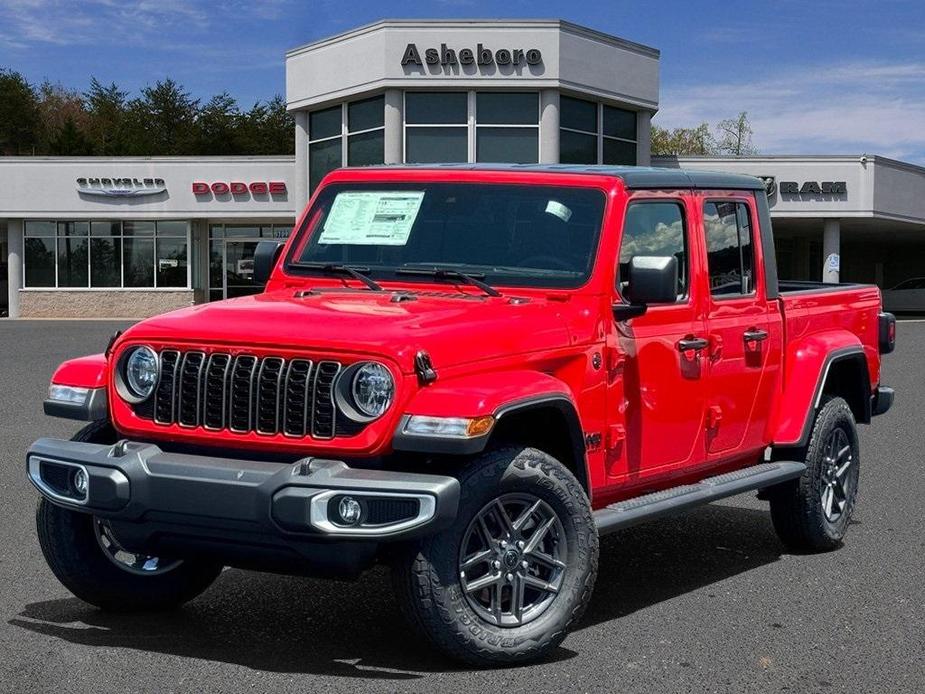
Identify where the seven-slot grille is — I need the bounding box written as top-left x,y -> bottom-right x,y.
145,350 -> 345,439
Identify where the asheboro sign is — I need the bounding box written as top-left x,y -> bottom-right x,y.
401,42 -> 542,68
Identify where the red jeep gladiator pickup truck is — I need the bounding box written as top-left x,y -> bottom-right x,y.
29,165 -> 895,665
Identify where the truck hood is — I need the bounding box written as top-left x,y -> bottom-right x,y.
122,288 -> 573,372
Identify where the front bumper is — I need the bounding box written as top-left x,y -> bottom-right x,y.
27,438 -> 459,576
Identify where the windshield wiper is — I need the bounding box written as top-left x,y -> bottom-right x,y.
396,266 -> 502,297
291,261 -> 383,292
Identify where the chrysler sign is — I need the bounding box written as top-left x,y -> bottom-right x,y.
76,177 -> 166,197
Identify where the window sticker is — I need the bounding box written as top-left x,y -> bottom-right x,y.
318,191 -> 425,245
544,200 -> 573,222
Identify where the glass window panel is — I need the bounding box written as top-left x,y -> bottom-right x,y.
476,127 -> 538,163
310,137 -> 342,191
25,221 -> 55,237
619,202 -> 687,299
223,225 -> 261,238
57,221 -> 88,237
209,239 -> 224,291
603,138 -> 636,166
405,127 -> 468,163
348,95 -> 384,132
561,96 -> 597,133
24,237 -> 56,286
309,105 -> 341,140
225,240 -> 261,298
156,220 -> 187,237
560,130 -> 597,164
209,225 -> 224,239
603,106 -> 636,140
123,238 -> 154,287
209,289 -> 224,302
57,236 -> 89,287
476,92 -> 538,125
405,92 -> 467,124
90,221 -> 121,237
156,238 -> 188,287
704,201 -> 755,296
90,238 -> 121,287
123,221 -> 155,236
348,130 -> 385,166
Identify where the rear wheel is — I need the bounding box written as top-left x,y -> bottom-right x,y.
391,447 -> 598,665
35,420 -> 222,611
768,396 -> 860,551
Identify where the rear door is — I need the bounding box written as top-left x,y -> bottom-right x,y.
608,192 -> 709,482
699,193 -> 775,458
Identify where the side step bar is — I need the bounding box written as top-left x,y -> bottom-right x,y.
594,461 -> 806,536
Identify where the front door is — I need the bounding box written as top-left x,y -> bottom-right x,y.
699,194 -> 775,458
608,195 -> 708,484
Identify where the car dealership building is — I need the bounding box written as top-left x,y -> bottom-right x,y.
2,18 -> 925,318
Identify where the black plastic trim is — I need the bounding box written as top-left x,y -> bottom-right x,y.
872,386 -> 894,416
43,387 -> 108,421
754,190 -> 779,300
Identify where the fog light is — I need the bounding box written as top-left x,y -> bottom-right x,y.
337,496 -> 363,526
72,468 -> 88,497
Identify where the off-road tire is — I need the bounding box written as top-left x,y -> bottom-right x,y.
768,396 -> 860,552
391,446 -> 599,666
35,420 -> 222,611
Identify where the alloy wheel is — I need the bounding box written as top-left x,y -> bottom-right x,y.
94,519 -> 182,576
820,427 -> 855,523
458,493 -> 567,627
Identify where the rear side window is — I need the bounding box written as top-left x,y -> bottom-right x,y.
703,201 -> 755,296
618,201 -> 688,300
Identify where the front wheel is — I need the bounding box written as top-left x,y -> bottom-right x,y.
391,447 -> 599,665
35,419 -> 222,611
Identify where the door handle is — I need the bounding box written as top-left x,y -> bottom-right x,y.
677,336 -> 709,352
743,327 -> 769,344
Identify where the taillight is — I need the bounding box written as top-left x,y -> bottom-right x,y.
878,312 -> 896,354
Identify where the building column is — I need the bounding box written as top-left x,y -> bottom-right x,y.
384,89 -> 404,164
636,111 -> 652,166
539,89 -> 560,164
293,110 -> 310,211
7,218 -> 22,319
823,219 -> 841,283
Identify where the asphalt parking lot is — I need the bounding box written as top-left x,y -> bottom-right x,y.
0,320 -> 922,694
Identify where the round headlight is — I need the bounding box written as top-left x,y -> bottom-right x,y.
124,346 -> 159,400
350,362 -> 394,419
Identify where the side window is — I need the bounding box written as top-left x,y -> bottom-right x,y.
618,201 -> 688,300
703,200 -> 756,296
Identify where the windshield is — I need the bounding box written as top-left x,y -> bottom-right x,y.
288,182 -> 607,289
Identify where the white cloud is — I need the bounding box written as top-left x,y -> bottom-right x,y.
656,61 -> 925,163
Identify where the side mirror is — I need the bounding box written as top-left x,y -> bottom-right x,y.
253,240 -> 285,285
612,255 -> 679,321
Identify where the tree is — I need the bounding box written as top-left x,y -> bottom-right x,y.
651,123 -> 715,156
238,95 -> 294,155
126,78 -> 199,155
715,112 -> 757,156
196,92 -> 242,155
84,77 -> 130,155
0,69 -> 40,154
36,80 -> 89,153
48,115 -> 93,155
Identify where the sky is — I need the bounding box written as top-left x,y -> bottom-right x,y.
1,0 -> 924,162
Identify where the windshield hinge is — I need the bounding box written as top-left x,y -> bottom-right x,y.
414,351 -> 438,385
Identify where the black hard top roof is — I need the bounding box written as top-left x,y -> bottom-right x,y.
364,163 -> 765,191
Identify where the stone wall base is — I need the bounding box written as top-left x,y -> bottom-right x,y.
19,290 -> 198,318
